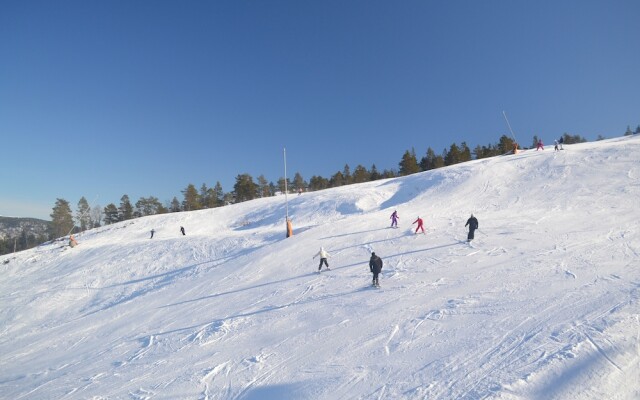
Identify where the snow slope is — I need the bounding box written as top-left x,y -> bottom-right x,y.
1,136 -> 639,400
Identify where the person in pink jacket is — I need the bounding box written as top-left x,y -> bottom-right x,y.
413,217 -> 425,234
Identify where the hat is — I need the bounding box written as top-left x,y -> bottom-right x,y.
371,252 -> 376,256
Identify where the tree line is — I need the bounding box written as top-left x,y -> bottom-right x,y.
46,132 -> 598,235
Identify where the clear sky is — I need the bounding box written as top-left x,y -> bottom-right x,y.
1,0 -> 638,220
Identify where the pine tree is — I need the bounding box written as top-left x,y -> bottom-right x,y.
444,143 -> 462,166
50,198 -> 74,238
308,175 -> 329,191
119,195 -> 134,221
170,197 -> 182,212
257,175 -> 270,198
182,184 -> 200,211
459,142 -> 472,162
399,149 -> 420,175
625,125 -> 633,136
103,204 -> 119,225
497,135 -> 515,155
234,174 -> 258,202
213,182 -> 224,206
277,177 -> 291,194
342,164 -> 352,184
352,165 -> 370,183
420,147 -> 438,170
330,171 -> 345,187
369,164 -> 380,181
200,183 -> 210,208
135,196 -> 165,216
76,197 -> 91,232
293,172 -> 306,193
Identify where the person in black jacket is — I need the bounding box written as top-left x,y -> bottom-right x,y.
465,214 -> 479,242
369,252 -> 383,287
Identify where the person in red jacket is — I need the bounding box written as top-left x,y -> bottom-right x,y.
413,216 -> 425,234
536,139 -> 544,151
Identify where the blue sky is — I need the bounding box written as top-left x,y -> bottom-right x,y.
1,0 -> 638,221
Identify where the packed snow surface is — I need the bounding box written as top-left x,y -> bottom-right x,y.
1,137 -> 639,399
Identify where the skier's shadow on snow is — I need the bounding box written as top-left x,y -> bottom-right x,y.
330,242 -> 459,271
319,227 -> 387,240
160,271 -> 324,308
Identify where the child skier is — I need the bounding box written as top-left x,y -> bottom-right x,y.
390,210 -> 399,228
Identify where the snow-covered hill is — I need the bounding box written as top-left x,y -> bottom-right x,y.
1,137 -> 639,400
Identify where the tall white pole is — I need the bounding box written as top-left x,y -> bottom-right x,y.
502,111 -> 518,143
283,148 -> 289,219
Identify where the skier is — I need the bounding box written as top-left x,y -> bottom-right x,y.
465,214 -> 479,242
390,210 -> 399,228
369,252 -> 383,287
412,216 -> 425,234
69,235 -> 78,248
536,139 -> 544,151
313,247 -> 331,271
558,136 -> 564,150
150,229 -> 155,239
554,140 -> 559,152
180,226 -> 186,236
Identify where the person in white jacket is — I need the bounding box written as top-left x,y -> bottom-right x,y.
313,247 -> 331,271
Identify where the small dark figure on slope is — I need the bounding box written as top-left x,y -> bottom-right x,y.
369,252 -> 383,287
465,214 -> 479,242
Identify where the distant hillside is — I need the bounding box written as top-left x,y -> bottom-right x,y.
0,217 -> 51,254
